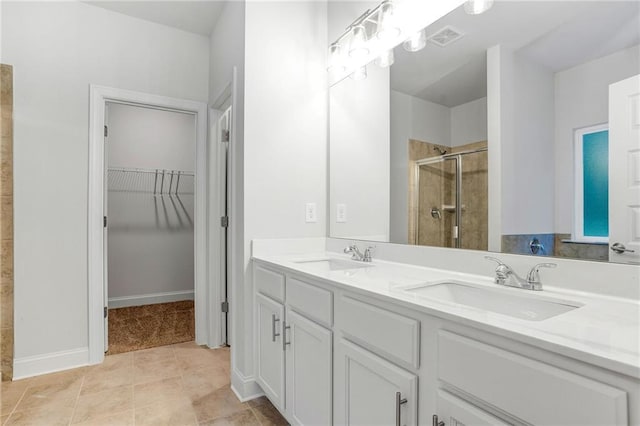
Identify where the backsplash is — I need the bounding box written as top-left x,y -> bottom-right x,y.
501,233 -> 608,262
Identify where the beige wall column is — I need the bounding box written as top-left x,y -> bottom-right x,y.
0,64 -> 14,381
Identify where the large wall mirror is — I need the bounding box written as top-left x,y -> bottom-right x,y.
329,0 -> 640,264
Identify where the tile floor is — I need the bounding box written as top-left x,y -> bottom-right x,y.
0,342 -> 287,426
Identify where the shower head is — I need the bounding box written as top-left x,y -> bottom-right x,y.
433,146 -> 447,155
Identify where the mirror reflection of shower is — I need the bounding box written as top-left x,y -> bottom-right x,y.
410,141 -> 488,250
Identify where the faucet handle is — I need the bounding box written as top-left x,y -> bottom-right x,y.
484,256 -> 513,284
526,263 -> 557,289
484,255 -> 506,266
363,246 -> 376,262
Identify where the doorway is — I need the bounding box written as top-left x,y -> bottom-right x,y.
88,86 -> 217,365
104,102 -> 197,354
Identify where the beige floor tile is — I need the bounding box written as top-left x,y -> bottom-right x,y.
71,384 -> 133,424
80,366 -> 134,395
5,404 -> 74,426
133,358 -> 182,385
73,409 -> 134,426
89,353 -> 133,375
199,408 -> 261,426
133,345 -> 176,366
181,366 -> 229,401
134,397 -> 197,426
248,397 -> 288,426
191,385 -> 248,423
14,377 -> 82,412
25,368 -> 85,388
0,381 -> 29,416
133,377 -> 184,408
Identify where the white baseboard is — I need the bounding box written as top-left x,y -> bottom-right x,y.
13,347 -> 89,380
231,367 -> 264,402
108,290 -> 194,308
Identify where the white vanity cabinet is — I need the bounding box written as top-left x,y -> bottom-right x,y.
254,264 -> 333,425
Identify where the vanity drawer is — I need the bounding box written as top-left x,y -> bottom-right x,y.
437,331 -> 628,426
254,264 -> 285,303
286,276 -> 333,327
339,295 -> 420,369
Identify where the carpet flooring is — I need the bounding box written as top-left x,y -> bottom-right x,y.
107,300 -> 195,355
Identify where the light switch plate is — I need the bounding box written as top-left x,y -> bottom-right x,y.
336,204 -> 347,223
305,203 -> 317,223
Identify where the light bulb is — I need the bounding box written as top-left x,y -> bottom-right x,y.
376,1 -> 401,42
348,25 -> 369,60
350,66 -> 367,81
464,0 -> 494,15
403,30 -> 426,52
376,49 -> 394,68
327,44 -> 345,74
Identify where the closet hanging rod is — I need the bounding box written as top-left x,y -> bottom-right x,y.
107,166 -> 194,176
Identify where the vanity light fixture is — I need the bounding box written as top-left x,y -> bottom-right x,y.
350,66 -> 368,81
403,29 -> 427,52
464,0 -> 493,15
349,25 -> 370,59
327,44 -> 346,74
376,0 -> 401,42
376,49 -> 395,68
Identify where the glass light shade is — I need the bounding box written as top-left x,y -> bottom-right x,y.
327,44 -> 345,73
376,1 -> 401,42
350,66 -> 367,81
375,49 -> 395,68
464,0 -> 494,15
348,25 -> 369,59
403,30 -> 427,52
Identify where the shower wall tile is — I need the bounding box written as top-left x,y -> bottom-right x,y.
0,64 -> 14,381
501,234 -> 555,257
554,234 -> 608,262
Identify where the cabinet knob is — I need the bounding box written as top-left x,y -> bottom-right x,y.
432,414 -> 444,426
395,392 -> 408,426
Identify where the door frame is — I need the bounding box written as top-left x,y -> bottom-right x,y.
88,85 -> 210,364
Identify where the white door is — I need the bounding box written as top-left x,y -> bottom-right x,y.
334,339 -> 418,426
255,293 -> 286,410
285,309 -> 332,426
609,74 -> 640,263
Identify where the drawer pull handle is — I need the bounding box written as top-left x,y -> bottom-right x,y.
395,392 -> 408,426
271,314 -> 280,342
283,322 -> 291,350
432,414 -> 444,426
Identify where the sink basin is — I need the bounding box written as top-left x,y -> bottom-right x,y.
402,281 -> 582,321
294,258 -> 373,272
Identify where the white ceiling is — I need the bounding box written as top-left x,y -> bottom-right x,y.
85,0 -> 226,36
391,1 -> 640,107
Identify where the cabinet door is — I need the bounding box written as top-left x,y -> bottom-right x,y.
335,339 -> 418,426
256,293 -> 285,410
285,309 -> 332,426
436,390 -> 510,426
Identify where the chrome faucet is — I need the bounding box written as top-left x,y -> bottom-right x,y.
484,256 -> 556,291
344,244 -> 375,262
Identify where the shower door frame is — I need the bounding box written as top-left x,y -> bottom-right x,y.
414,147 -> 488,249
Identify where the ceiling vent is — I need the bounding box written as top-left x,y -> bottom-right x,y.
427,26 -> 465,47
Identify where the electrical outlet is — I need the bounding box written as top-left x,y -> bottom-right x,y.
305,203 -> 317,223
336,204 -> 347,223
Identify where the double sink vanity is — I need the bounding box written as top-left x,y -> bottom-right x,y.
251,239 -> 639,426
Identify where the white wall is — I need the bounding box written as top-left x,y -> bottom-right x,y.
491,46 -> 555,236
236,0 -> 328,395
330,65 -> 390,241
106,103 -> 195,304
554,44 -> 640,233
450,97 -> 487,147
1,1 -> 208,363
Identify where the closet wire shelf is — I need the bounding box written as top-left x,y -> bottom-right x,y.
107,167 -> 194,195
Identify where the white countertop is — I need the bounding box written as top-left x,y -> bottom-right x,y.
252,252 -> 640,379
